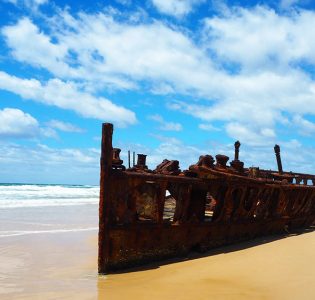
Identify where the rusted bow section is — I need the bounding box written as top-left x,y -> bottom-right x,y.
98,123 -> 315,274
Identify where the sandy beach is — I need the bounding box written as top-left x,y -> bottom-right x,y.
1,202 -> 315,300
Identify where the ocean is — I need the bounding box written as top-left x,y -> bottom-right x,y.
0,183 -> 99,239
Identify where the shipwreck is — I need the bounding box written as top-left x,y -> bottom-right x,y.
98,123 -> 315,274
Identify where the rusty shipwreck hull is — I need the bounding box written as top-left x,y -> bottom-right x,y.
98,123 -> 315,274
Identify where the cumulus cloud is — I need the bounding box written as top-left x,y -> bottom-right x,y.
293,115 -> 315,136
2,5 -> 315,163
198,123 -> 220,131
0,108 -> 39,138
46,120 -> 84,133
148,114 -> 182,131
2,18 -> 70,77
0,71 -> 136,127
0,142 -> 99,184
225,122 -> 276,146
0,107 -> 76,139
202,6 -> 315,70
2,14 -> 215,93
151,0 -> 205,18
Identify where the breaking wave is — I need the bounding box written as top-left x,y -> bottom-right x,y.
0,183 -> 99,208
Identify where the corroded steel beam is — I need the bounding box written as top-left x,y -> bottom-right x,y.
98,123 -> 113,274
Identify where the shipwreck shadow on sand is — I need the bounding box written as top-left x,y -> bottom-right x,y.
106,226 -> 315,275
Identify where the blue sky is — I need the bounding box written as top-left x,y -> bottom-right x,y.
1,0 -> 315,184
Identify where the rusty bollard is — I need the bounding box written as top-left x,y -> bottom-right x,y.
135,154 -> 148,170
112,148 -> 125,170
215,154 -> 229,169
230,141 -> 244,172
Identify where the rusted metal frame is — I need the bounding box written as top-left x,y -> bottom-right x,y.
253,187 -> 269,220
220,185 -> 237,222
268,188 -> 281,218
231,185 -> 268,221
231,186 -> 254,221
171,183 -> 192,223
253,188 -> 268,220
114,176 -> 195,225
297,190 -> 315,216
290,189 -> 309,217
186,185 -> 208,222
106,166 -> 313,227
206,182 -> 227,222
233,186 -> 249,220
242,187 -> 260,219
217,185 -> 240,221
261,187 -> 279,219
284,187 -> 309,218
123,170 -> 202,183
259,168 -> 315,185
300,196 -> 313,216
98,123 -> 113,274
157,180 -> 168,224
299,190 -> 315,215
99,123 -> 315,273
281,188 -> 296,218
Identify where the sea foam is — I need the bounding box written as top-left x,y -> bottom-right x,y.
0,184 -> 99,208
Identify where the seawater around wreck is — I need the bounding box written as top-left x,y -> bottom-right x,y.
98,123 -> 315,274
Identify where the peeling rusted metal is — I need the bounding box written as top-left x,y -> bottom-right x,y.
98,123 -> 315,274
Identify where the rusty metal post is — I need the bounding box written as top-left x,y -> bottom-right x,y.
231,141 -> 244,172
98,123 -> 113,274
274,144 -> 283,174
136,154 -> 147,169
128,150 -> 131,169
234,141 -> 240,161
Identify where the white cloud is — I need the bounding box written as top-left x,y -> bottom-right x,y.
202,6 -> 315,70
2,14 -> 215,94
40,127 -> 58,139
148,114 -> 182,131
47,120 -> 84,133
168,68 -> 315,130
293,115 -> 315,136
2,18 -> 75,78
5,0 -> 48,9
0,108 -> 39,138
151,0 -> 205,18
198,123 -> 220,131
0,142 -> 99,184
225,122 -> 276,146
2,6 -> 315,151
0,71 -> 137,127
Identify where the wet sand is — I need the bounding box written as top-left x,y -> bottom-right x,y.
1,224 -> 315,300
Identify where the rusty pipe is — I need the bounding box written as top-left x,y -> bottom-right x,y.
274,144 -> 283,174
